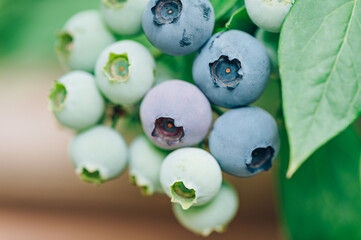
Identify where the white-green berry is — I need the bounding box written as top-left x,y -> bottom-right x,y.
56,10 -> 116,72
95,40 -> 156,105
173,181 -> 239,236
70,126 -> 128,184
160,148 -> 222,210
129,135 -> 167,195
49,71 -> 105,131
100,0 -> 149,36
245,0 -> 294,33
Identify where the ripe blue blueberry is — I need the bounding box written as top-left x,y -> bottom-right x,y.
142,0 -> 215,56
49,71 -> 105,131
245,0 -> 294,33
209,107 -> 280,177
160,148 -> 222,209
129,135 -> 168,195
56,10 -> 116,72
140,80 -> 212,150
95,40 -> 156,105
172,181 -> 239,236
100,0 -> 150,36
193,30 -> 270,108
70,126 -> 128,184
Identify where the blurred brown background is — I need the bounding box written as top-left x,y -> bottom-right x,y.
0,62 -> 282,239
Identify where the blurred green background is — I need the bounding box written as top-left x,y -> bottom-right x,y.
0,0 -> 99,62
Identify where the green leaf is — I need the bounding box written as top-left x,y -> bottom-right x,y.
210,0 -> 240,20
359,152 -> 361,197
278,126 -> 361,239
279,0 -> 361,177
224,6 -> 256,34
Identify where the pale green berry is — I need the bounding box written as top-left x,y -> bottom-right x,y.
70,126 -> 128,184
49,71 -> 105,131
95,40 -> 156,105
129,135 -> 167,195
56,10 -> 116,72
245,0 -> 294,33
100,0 -> 150,36
172,181 -> 239,236
160,148 -> 222,210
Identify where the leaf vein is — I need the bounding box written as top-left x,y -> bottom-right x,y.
301,1 -> 354,53
347,47 -> 361,114
302,0 -> 357,142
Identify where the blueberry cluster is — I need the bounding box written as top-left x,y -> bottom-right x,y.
50,0 -> 281,236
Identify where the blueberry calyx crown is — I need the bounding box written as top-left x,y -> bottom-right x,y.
130,175 -> 150,195
49,82 -> 67,112
151,0 -> 183,25
102,0 -> 128,9
209,55 -> 243,89
55,32 -> 73,61
152,117 -> 184,146
171,181 -> 196,210
104,52 -> 130,83
246,146 -> 274,173
79,168 -> 105,185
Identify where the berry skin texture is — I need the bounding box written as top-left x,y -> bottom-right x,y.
192,30 -> 270,109
142,0 -> 215,56
245,0 -> 294,33
159,148 -> 222,210
49,71 -> 105,131
140,80 -> 212,150
95,40 -> 156,105
172,181 -> 239,236
129,135 -> 168,195
70,126 -> 128,184
100,0 -> 150,36
209,107 -> 280,177
55,10 -> 116,72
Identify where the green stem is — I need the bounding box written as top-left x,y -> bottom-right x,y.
211,105 -> 225,116
152,50 -> 164,60
225,6 -> 245,29
112,115 -> 120,129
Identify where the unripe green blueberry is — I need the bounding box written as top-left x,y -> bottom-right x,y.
129,135 -> 167,195
49,71 -> 105,131
70,126 -> 128,184
56,10 -> 116,72
100,0 -> 149,36
173,181 -> 239,236
160,148 -> 222,210
95,40 -> 156,105
245,0 -> 294,33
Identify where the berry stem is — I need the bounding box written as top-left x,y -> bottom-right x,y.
211,105 -> 225,116
152,50 -> 164,60
112,115 -> 120,128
